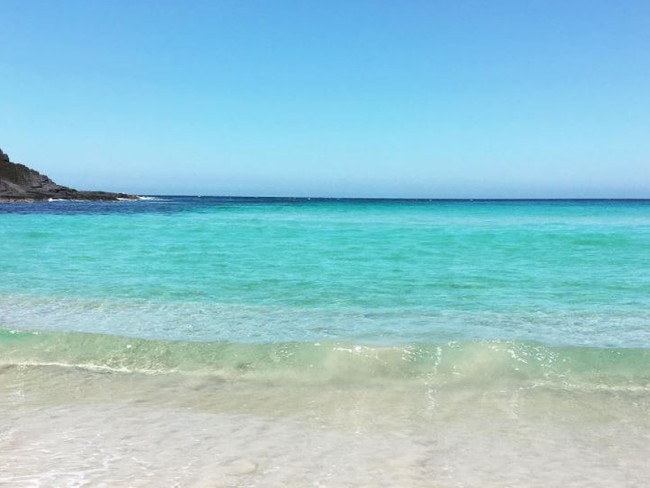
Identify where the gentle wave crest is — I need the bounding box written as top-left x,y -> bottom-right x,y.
1,328 -> 648,389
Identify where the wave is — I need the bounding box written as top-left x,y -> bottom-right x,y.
1,327 -> 648,390
134,196 -> 165,201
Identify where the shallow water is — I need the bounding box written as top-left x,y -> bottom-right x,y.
1,362 -> 648,487
1,198 -> 649,486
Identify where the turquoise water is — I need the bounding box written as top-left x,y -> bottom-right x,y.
1,198 -> 649,486
1,198 -> 650,376
1,198 -> 649,347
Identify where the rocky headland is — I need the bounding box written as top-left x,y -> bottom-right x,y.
0,148 -> 137,202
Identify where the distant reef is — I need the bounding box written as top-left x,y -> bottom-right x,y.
0,147 -> 137,202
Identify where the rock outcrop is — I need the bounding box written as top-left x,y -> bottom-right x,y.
0,148 -> 137,202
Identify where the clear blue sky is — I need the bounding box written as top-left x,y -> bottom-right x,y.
1,0 -> 648,197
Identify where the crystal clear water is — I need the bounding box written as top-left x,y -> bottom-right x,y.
1,198 -> 649,487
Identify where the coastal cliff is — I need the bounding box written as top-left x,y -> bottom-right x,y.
0,148 -> 136,202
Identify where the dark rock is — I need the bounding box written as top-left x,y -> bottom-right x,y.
0,147 -> 137,202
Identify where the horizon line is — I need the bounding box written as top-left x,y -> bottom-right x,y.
139,194 -> 650,202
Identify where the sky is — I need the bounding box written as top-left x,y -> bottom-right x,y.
1,0 -> 649,198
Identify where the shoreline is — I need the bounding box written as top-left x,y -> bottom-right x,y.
2,361 -> 648,487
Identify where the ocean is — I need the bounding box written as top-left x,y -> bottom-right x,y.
1,197 -> 649,487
